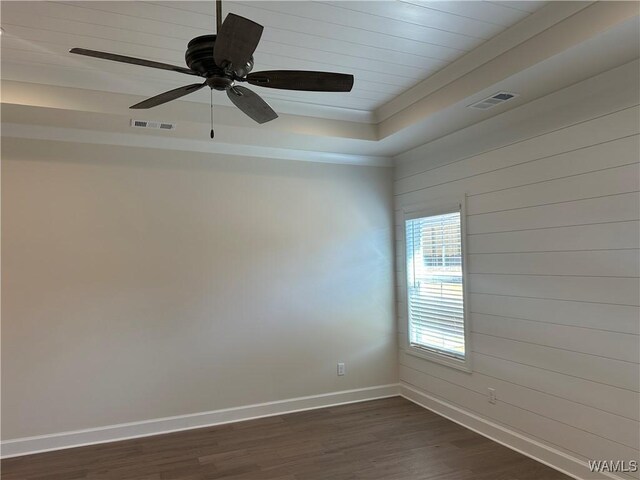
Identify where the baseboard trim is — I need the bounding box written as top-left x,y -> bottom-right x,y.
400,384 -> 630,480
1,384 -> 401,459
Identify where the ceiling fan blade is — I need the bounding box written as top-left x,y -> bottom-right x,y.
214,14 -> 263,75
227,86 -> 278,124
246,71 -> 354,92
130,83 -> 206,109
70,48 -> 199,76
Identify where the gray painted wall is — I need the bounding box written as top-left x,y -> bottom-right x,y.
1,141 -> 397,439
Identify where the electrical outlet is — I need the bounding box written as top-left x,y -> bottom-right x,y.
337,362 -> 345,376
488,388 -> 496,404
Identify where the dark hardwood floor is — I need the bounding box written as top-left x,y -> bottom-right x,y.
2,397 -> 570,480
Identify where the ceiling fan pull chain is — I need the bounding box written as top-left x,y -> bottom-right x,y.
210,88 -> 215,139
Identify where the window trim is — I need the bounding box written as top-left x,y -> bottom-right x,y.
402,195 -> 472,373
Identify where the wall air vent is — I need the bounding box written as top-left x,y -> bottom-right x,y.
468,92 -> 519,110
130,119 -> 176,130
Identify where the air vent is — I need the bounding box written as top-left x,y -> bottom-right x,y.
468,92 -> 519,110
130,119 -> 176,130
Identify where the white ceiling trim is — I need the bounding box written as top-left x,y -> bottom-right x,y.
1,121 -> 392,167
0,80 -> 378,138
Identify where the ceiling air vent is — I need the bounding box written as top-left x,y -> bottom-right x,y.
130,119 -> 176,130
468,92 -> 519,110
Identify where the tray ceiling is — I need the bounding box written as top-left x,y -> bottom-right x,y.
0,1 -> 546,118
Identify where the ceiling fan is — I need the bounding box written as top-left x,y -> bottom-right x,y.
69,0 -> 354,136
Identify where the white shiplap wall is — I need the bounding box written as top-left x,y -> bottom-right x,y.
394,61 -> 640,480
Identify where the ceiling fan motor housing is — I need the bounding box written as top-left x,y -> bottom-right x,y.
185,35 -> 254,88
186,35 -> 223,76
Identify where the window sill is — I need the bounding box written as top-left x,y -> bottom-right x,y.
406,344 -> 472,373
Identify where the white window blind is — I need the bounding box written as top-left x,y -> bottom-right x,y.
405,210 -> 466,360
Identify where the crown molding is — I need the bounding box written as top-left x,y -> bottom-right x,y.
1,122 -> 392,167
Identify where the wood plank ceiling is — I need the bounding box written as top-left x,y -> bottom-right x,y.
0,1 -> 547,117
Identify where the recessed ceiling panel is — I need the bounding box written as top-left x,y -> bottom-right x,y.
0,1 -> 546,118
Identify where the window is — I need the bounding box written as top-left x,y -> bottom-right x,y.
405,202 -> 470,370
